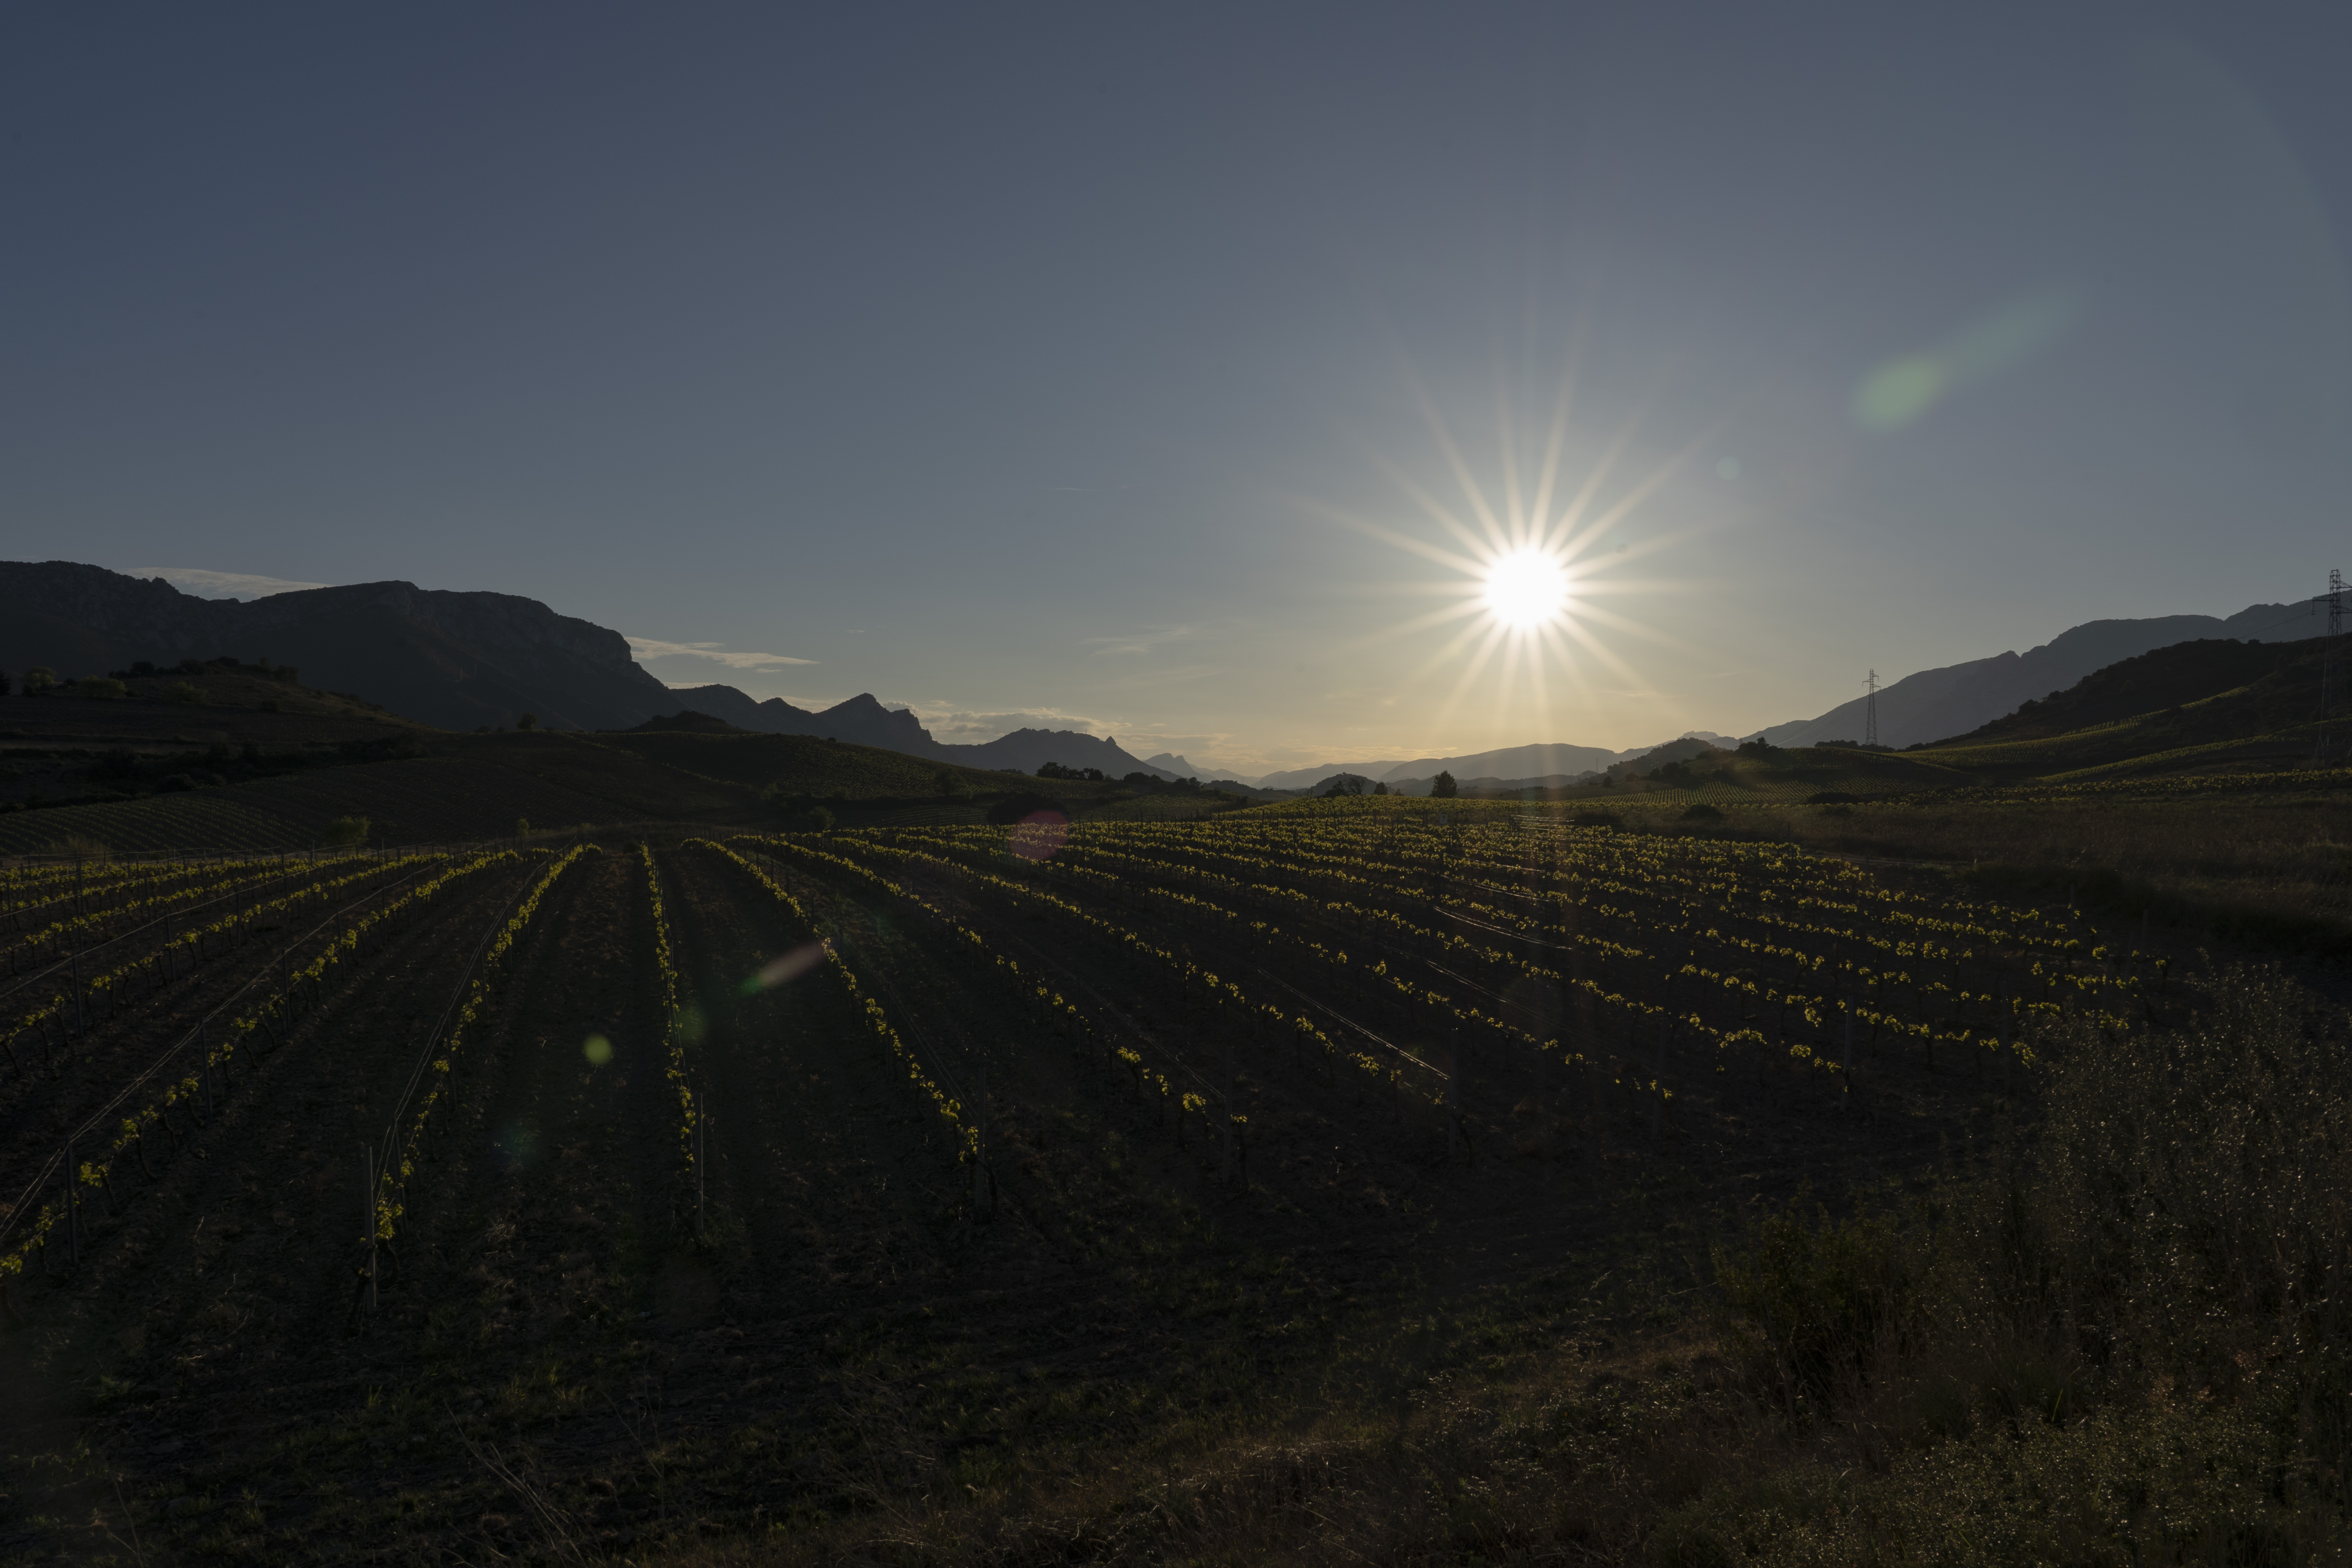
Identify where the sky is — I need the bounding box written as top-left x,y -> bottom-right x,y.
6,4 -> 2349,777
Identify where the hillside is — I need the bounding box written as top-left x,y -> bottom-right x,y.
0,687 -> 1202,854
1927,637 -> 2317,746
1910,636 -> 2332,782
0,561 -> 675,732
1752,600 -> 2311,750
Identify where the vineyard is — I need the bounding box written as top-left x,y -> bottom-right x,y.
0,797 -> 2334,1564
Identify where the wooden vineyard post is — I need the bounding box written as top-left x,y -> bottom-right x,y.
1220,1035 -> 1236,1189
360,1142 -> 378,1320
1652,1013 -> 1668,1140
71,947 -> 83,1036
979,1059 -> 996,1218
64,1141 -> 78,1268
694,1088 -> 707,1242
1840,1011 -> 1852,1111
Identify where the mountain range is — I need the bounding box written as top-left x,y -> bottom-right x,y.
661,681 -> 1185,778
1252,735 -> 1742,792
0,561 -> 672,731
13,560 -> 2323,788
1747,602 -> 2314,750
5,561 -> 1172,775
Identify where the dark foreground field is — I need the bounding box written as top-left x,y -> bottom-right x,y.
2,795 -> 2347,1565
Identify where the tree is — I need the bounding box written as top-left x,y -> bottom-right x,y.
1323,775 -> 1363,798
76,677 -> 128,700
163,681 -> 202,704
1371,781 -> 1388,796
515,817 -> 532,838
23,666 -> 56,694
323,815 -> 372,846
517,713 -> 539,731
1432,770 -> 1458,799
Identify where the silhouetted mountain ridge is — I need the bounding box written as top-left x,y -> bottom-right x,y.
0,561 -> 673,731
1752,603 -> 2312,750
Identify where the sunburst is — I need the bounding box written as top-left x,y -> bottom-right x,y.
1315,358 -> 1715,739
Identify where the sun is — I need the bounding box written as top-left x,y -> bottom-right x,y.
1482,547 -> 1571,632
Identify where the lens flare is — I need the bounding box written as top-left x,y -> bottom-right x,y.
1009,809 -> 1070,861
583,1034 -> 613,1065
746,942 -> 827,993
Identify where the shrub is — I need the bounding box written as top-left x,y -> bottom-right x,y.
1715,1205 -> 1913,1412
162,680 -> 203,704
73,676 -> 127,699
321,815 -> 370,847
1681,802 -> 1723,820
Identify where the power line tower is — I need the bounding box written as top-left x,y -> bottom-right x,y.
1864,669 -> 1880,749
2321,569 -> 2345,760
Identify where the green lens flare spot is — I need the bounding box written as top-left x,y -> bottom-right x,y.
583,1034 -> 613,1066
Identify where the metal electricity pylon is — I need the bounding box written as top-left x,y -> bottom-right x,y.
1864,669 -> 1880,749
2320,569 -> 2345,760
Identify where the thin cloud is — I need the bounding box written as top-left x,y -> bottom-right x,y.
628,636 -> 817,669
130,566 -> 330,601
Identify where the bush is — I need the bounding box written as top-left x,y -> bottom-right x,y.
74,677 -> 128,700
21,666 -> 55,693
1715,1205 -> 1913,1412
321,815 -> 370,847
162,681 -> 203,704
1681,802 -> 1723,820
1678,967 -> 2352,1562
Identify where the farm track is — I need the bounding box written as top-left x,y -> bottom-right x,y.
0,857 -> 542,1561
0,855 -> 444,1183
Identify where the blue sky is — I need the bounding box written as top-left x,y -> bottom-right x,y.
7,4 -> 2347,775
